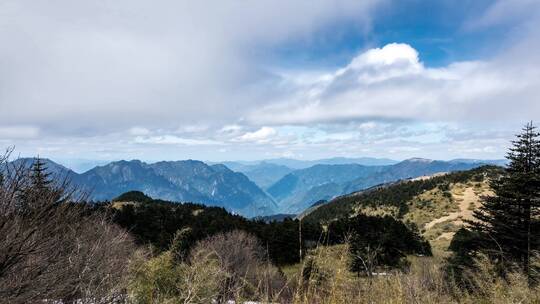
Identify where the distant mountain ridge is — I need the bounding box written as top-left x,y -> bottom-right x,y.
7,156 -> 506,217
9,158 -> 278,217
210,157 -> 398,189
214,157 -> 398,170
9,158 -> 76,178
266,158 -> 503,214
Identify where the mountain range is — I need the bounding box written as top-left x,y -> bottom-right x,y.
220,157 -> 399,169
266,158 -> 506,213
9,158 -> 277,217
210,157 -> 401,190
7,157 -> 506,217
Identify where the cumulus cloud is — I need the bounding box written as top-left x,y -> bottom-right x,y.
237,127 -> 277,143
249,40 -> 540,125
339,43 -> 422,84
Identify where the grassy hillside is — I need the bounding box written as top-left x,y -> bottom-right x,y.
302,165 -> 503,252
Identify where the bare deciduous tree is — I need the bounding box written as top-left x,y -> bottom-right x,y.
0,150 -> 136,304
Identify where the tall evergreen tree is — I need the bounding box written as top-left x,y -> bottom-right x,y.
466,122 -> 540,282
18,157 -> 62,212
28,156 -> 53,190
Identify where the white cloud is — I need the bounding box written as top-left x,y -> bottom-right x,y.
339,43 -> 422,84
134,135 -> 221,146
358,122 -> 377,130
249,38 -> 540,125
175,125 -> 209,134
237,127 -> 277,143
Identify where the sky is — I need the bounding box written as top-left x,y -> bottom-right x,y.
1,0 -> 540,170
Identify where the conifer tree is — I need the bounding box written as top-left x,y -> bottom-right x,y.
18,157 -> 62,212
28,156 -> 52,191
467,122 -> 540,282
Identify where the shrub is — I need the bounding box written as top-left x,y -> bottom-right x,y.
189,230 -> 289,302
128,250 -> 224,304
170,227 -> 194,263
128,230 -> 289,303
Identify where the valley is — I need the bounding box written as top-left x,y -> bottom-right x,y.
8,157 -> 504,218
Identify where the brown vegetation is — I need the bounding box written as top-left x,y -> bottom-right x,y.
291,245 -> 540,304
0,150 -> 136,304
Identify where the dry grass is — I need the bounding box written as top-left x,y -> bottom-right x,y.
126,238 -> 540,303
404,187 -> 457,229
349,178 -> 493,251
419,181 -> 492,253
423,219 -> 461,241
289,245 -> 540,304
354,205 -> 400,218
349,180 -> 493,255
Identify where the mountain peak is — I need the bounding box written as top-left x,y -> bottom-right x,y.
107,159 -> 144,166
75,159 -> 277,217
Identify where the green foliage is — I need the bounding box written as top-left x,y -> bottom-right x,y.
128,251 -> 223,303
446,228 -> 482,280
170,227 -> 193,263
107,197 -> 322,265
450,122 -> 540,284
107,190 -> 435,270
113,190 -> 152,203
17,157 -> 64,211
128,231 -> 289,303
325,214 -> 431,274
28,156 -> 53,189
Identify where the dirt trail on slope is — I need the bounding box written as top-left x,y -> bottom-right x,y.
424,187 -> 479,230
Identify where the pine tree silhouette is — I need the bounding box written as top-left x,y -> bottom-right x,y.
18,156 -> 62,212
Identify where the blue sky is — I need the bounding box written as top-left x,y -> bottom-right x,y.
265,0 -> 504,68
1,0 -> 539,170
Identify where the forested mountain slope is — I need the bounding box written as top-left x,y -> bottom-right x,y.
302,166 -> 503,251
